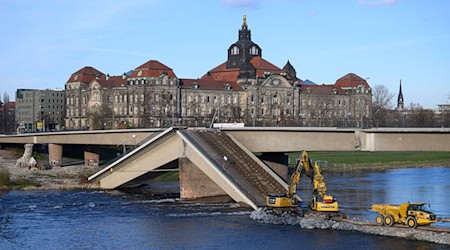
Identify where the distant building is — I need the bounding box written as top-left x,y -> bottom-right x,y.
15,89 -> 65,132
64,16 -> 372,129
0,101 -> 15,133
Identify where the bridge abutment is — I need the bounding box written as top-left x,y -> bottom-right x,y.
179,157 -> 228,199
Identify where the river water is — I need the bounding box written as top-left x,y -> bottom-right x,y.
1,167 -> 449,249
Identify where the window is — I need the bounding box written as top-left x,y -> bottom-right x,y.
231,46 -> 239,55
250,46 -> 259,55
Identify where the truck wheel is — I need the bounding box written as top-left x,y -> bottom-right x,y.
406,217 -> 417,228
384,215 -> 394,227
376,215 -> 384,226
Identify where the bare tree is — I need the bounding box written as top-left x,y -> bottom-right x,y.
372,85 -> 395,127
87,103 -> 113,130
407,103 -> 436,127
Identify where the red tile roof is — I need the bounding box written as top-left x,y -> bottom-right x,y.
180,78 -> 243,91
131,60 -> 177,78
335,73 -> 370,88
67,66 -> 104,83
300,84 -> 346,94
201,56 -> 283,82
96,76 -> 128,88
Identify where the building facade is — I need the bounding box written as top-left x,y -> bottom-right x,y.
64,16 -> 372,130
15,89 -> 65,132
0,101 -> 15,134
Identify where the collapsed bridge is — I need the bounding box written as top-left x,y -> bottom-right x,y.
89,127 -> 290,209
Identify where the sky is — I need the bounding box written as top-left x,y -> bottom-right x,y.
1,0 -> 449,108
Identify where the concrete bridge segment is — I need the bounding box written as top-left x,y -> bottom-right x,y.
89,128 -> 291,209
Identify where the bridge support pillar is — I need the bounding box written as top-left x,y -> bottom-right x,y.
179,158 -> 228,199
48,143 -> 63,168
84,151 -> 99,166
263,160 -> 288,182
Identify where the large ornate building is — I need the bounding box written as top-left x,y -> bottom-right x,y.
64,16 -> 372,130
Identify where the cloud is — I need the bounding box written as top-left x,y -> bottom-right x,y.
358,0 -> 397,7
221,0 -> 261,9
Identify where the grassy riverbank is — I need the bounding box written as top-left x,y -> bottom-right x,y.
287,151 -> 450,172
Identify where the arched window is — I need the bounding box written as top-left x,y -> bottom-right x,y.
250,46 -> 259,55
231,46 -> 239,55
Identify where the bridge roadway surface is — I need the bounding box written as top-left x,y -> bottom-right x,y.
1,127 -> 450,152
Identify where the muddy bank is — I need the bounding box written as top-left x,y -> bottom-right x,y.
250,209 -> 450,245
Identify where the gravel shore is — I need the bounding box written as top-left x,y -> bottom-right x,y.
0,149 -> 99,190
251,209 -> 450,245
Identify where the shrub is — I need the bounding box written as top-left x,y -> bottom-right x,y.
13,178 -> 39,188
0,167 -> 11,186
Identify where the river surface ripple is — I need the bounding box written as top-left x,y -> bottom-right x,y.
1,167 -> 449,249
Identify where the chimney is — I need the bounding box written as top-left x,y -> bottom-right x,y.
106,74 -> 110,80
122,73 -> 127,79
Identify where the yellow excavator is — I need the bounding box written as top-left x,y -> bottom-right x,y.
266,150 -> 339,213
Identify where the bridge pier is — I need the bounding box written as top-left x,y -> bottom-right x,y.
48,143 -> 63,168
179,158 -> 228,199
84,150 -> 99,166
263,161 -> 288,181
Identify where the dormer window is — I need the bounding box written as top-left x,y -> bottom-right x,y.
137,70 -> 142,76
250,46 -> 259,55
231,46 -> 239,55
74,75 -> 78,81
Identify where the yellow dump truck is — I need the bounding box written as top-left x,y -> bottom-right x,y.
371,202 -> 437,228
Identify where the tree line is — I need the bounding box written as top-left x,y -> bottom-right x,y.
372,85 -> 449,128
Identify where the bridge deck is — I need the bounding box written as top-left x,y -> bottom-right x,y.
181,130 -> 286,206
90,128 -> 289,208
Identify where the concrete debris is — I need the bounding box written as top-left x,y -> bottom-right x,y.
250,208 -> 450,245
16,144 -> 36,169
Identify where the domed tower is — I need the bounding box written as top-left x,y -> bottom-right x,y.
226,15 -> 261,79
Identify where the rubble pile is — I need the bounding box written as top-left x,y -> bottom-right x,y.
250,208 -> 450,245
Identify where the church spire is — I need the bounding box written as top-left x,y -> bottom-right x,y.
397,80 -> 404,110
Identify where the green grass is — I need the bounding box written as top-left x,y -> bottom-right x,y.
153,171 -> 179,181
286,151 -> 450,167
13,178 -> 39,188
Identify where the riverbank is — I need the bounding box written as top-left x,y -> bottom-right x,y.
251,209 -> 450,245
0,149 -> 99,190
290,151 -> 450,173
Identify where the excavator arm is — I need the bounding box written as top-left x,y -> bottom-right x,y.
266,150 -> 339,213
